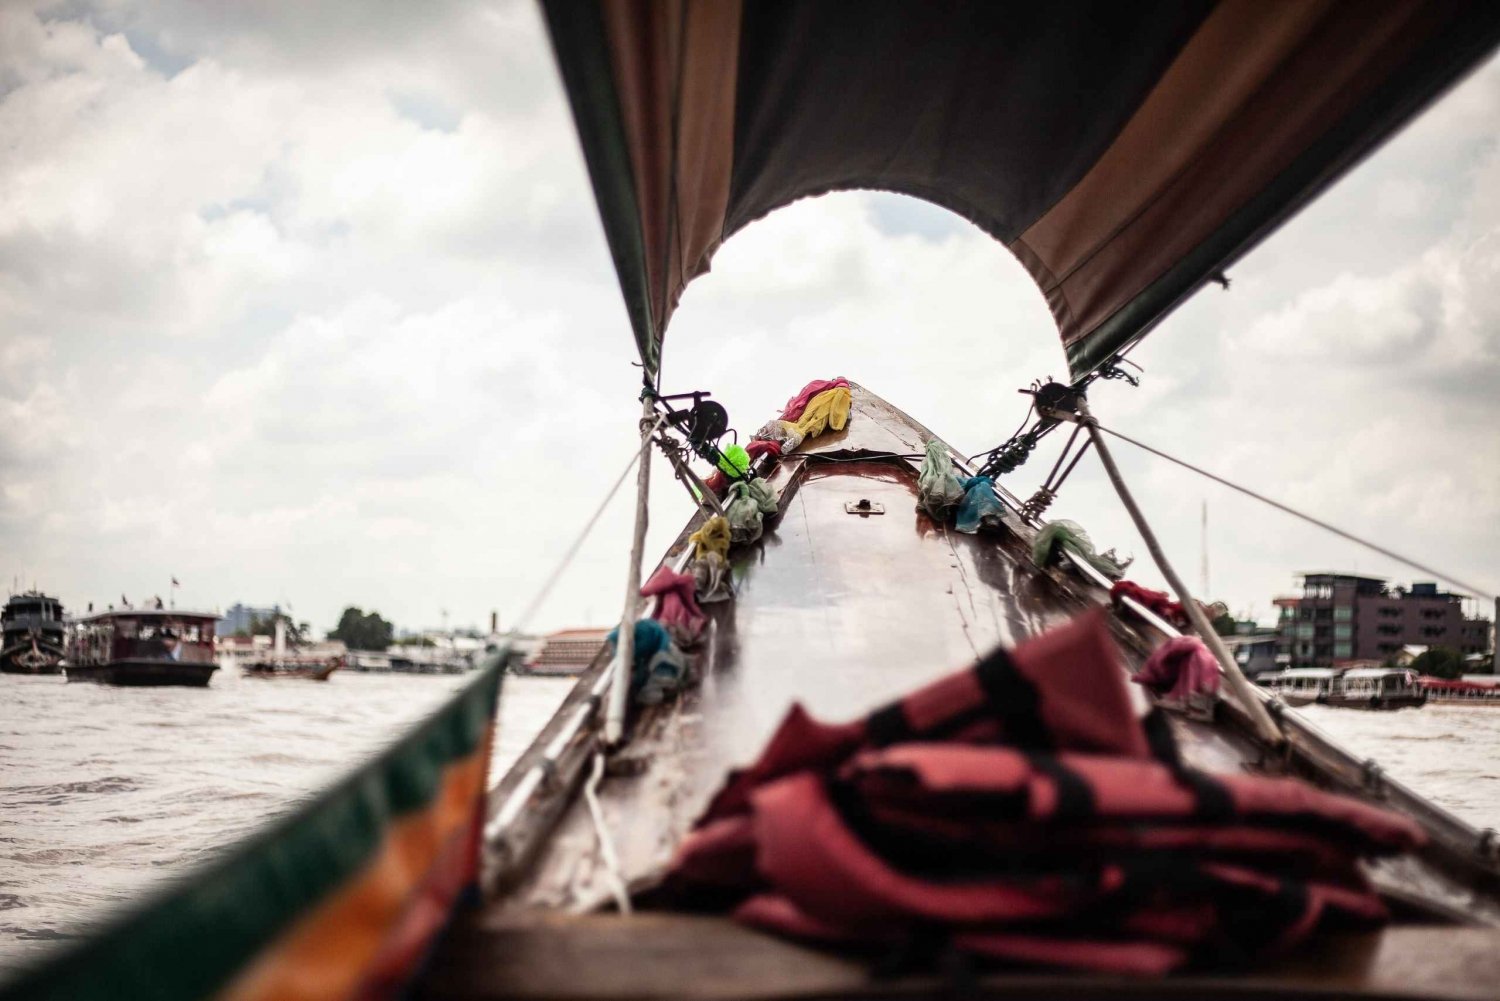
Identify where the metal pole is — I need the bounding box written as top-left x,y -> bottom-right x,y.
1493,597 -> 1499,675
1074,398 -> 1283,748
605,397 -> 656,746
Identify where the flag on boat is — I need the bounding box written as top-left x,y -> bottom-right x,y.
0,655 -> 506,1001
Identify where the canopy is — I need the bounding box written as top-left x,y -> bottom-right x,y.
542,1 -> 1500,379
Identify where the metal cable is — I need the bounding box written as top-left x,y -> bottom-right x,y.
1097,424 -> 1495,602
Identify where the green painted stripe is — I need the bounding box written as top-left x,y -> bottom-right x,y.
1066,8 -> 1500,380
0,650 -> 506,1001
539,0 -> 660,377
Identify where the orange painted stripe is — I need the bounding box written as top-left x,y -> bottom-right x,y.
216,725 -> 493,1001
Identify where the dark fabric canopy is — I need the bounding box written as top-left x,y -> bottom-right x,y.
542,0 -> 1500,379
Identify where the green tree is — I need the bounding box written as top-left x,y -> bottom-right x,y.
1409,647 -> 1465,680
1202,602 -> 1237,637
329,607 -> 394,652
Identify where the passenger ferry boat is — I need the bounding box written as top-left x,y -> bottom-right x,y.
1419,676 -> 1500,706
1266,667 -> 1427,711
0,591 -> 66,674
1334,668 -> 1428,711
65,609 -> 220,687
6,4 -> 1500,1001
1264,668 -> 1340,707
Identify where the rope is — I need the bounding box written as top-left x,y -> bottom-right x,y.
580,751 -> 632,914
1075,399 -> 1284,749
511,415 -> 668,633
1098,425 -> 1495,603
607,398 -> 659,746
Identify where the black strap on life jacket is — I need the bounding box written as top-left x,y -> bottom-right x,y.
973,644 -> 1052,749
865,700 -> 913,746
864,644 -> 1052,749
1142,707 -> 1235,821
1023,751 -> 1096,821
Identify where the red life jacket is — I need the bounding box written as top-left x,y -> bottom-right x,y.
666,612 -> 1426,975
673,754 -> 1413,973
702,611 -> 1151,820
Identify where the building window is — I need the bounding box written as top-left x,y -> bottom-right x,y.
1296,624 -> 1315,639
1334,624 -> 1352,640
1334,643 -> 1352,659
1334,606 -> 1352,621
1379,607 -> 1401,618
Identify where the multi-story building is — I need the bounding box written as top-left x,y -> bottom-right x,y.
218,602 -> 281,637
1274,573 -> 1491,668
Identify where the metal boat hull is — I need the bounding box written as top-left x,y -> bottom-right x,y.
65,659 -> 218,687
0,643 -> 64,674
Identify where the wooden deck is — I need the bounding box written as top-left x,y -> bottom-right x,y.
421,912 -> 1500,1001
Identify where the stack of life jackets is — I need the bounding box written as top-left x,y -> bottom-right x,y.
660,612 -> 1424,975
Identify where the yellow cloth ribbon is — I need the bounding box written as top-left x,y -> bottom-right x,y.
791,386 -> 851,438
689,515 -> 731,561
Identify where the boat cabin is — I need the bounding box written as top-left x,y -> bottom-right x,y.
1265,668 -> 1340,704
66,609 -> 220,687
1419,676 -> 1500,704
1341,668 -> 1420,700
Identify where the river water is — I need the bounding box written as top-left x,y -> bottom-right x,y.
3,671 -> 1499,972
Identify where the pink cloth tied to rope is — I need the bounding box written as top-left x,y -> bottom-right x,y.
745,439 -> 783,462
1133,636 -> 1221,702
642,565 -> 706,644
780,377 -> 849,421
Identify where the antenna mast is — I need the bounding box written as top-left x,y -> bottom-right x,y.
1200,499 -> 1210,597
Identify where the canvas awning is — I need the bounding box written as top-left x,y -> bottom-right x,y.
542,0 -> 1500,379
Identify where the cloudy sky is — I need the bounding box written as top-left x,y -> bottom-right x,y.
2,1 -> 1496,637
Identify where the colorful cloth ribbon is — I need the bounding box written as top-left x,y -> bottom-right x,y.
780,377 -> 850,422
641,565 -> 706,646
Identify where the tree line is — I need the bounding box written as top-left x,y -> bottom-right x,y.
329,607 -> 395,652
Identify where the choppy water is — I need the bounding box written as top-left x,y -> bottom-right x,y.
1293,702 -> 1500,823
0,667 -> 571,971
3,671 -> 1499,973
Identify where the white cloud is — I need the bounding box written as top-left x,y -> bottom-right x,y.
0,3 -> 1495,639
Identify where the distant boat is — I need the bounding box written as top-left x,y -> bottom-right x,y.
242,656 -> 342,681
1419,675 -> 1500,706
241,618 -> 342,680
65,609 -> 220,687
0,590 -> 66,674
1265,666 -> 1426,710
